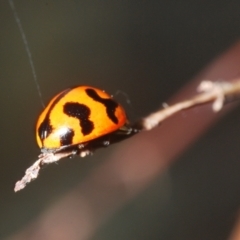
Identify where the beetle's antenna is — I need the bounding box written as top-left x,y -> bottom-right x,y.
8,0 -> 45,108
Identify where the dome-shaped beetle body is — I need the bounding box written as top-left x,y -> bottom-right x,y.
36,86 -> 127,151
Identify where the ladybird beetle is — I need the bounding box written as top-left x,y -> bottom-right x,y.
36,86 -> 132,153
14,86 -> 139,191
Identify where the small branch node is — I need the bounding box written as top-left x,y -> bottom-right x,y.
198,80 -> 232,112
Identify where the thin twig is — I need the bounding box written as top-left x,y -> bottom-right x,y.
14,80 -> 240,192
140,80 -> 240,130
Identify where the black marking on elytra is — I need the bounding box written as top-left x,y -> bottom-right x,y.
38,88 -> 72,146
86,88 -> 119,124
63,102 -> 94,135
60,128 -> 74,146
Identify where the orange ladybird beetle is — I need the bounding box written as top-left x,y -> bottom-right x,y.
14,85 -> 139,192
36,86 -> 135,155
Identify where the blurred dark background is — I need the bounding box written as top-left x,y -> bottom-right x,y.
1,0 -> 240,239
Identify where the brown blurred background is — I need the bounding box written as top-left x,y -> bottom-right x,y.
1,1 -> 240,239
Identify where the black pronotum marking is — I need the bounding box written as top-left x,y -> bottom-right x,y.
63,102 -> 94,136
38,118 -> 53,140
38,88 -> 72,146
59,128 -> 74,146
85,88 -> 119,124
